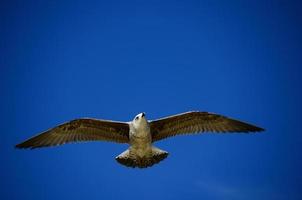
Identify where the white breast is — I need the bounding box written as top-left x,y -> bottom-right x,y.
129,119 -> 152,157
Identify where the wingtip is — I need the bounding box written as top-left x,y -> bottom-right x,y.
15,144 -> 23,149
15,143 -> 26,149
15,142 -> 33,149
259,127 -> 265,132
251,126 -> 265,133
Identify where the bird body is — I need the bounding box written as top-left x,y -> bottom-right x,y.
116,113 -> 168,167
16,111 -> 264,168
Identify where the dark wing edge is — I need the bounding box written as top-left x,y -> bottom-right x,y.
150,111 -> 265,142
15,118 -> 130,149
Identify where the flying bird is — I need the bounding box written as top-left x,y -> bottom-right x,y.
16,111 -> 264,168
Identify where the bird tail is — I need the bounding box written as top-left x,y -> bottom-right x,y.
115,147 -> 168,168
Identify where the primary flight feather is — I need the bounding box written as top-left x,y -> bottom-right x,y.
16,111 -> 264,168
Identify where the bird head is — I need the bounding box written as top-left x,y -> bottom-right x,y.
132,112 -> 147,128
133,112 -> 146,120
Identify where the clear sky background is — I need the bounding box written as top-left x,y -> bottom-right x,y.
1,0 -> 302,199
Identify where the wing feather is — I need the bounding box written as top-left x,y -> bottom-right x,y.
16,118 -> 129,149
150,111 -> 264,142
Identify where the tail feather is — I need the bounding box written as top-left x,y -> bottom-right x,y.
115,147 -> 168,168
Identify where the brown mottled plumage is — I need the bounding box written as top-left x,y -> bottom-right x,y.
16,111 -> 264,168
15,119 -> 129,149
150,111 -> 264,142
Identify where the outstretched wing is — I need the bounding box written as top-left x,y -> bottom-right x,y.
16,118 -> 130,149
150,111 -> 264,142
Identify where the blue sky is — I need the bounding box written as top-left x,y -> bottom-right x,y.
1,0 -> 301,199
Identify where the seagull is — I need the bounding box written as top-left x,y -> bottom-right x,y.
16,111 -> 264,168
